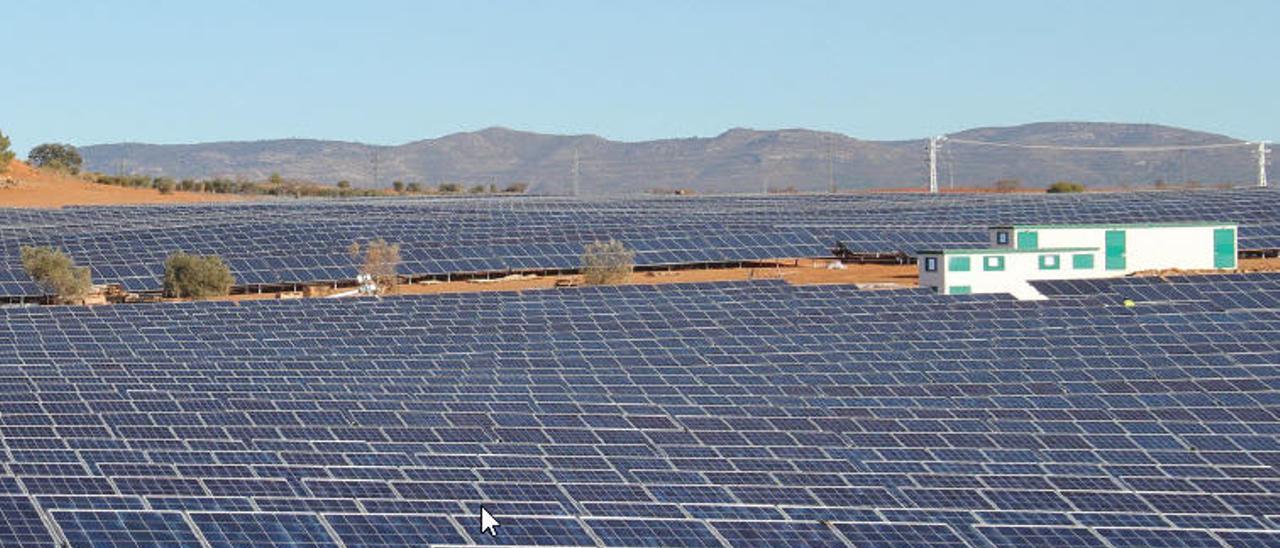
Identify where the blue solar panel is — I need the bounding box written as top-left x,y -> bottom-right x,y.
711,520 -> 841,547
323,513 -> 467,547
53,510 -> 202,547
1,270 -> 1280,544
190,512 -> 338,547
584,518 -> 722,547
976,525 -> 1109,547
0,497 -> 56,546
832,522 -> 969,547
1094,527 -> 1223,547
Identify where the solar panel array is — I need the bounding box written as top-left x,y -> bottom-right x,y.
3,188 -> 1280,297
2,275 -> 1279,545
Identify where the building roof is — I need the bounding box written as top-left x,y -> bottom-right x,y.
918,246 -> 1099,255
989,221 -> 1236,230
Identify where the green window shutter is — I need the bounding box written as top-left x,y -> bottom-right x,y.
1105,230 -> 1126,270
1017,231 -> 1038,250
1214,228 -> 1236,269
948,256 -> 970,272
983,256 -> 1005,271
1038,254 -> 1060,270
1072,253 -> 1094,269
949,285 -> 971,295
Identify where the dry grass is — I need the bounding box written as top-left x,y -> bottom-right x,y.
0,160 -> 243,208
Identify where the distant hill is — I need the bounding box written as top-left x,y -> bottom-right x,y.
80,122 -> 1263,194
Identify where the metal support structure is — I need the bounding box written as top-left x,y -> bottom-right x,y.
1260,141 -> 1270,188
926,136 -> 942,194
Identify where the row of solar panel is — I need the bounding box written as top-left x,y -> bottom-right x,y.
4,189 -> 1280,296
7,501 -> 1280,547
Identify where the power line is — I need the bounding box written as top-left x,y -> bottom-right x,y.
945,138 -> 1254,153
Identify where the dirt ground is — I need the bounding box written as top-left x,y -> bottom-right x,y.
0,160 -> 242,208
198,260 -> 917,303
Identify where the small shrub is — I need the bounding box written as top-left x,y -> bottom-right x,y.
337,180 -> 351,189
1046,181 -> 1085,194
438,183 -> 462,193
504,182 -> 529,193
20,246 -> 92,303
406,182 -> 422,193
469,184 -> 487,194
163,252 -> 235,298
155,178 -> 177,194
392,180 -> 405,193
581,239 -> 635,285
349,239 -> 401,294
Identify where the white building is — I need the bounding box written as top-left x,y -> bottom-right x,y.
919,222 -> 1238,299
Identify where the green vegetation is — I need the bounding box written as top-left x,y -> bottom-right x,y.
163,252 -> 235,299
28,143 -> 83,174
90,173 -> 528,199
349,239 -> 401,294
1047,181 -> 1085,193
581,239 -> 635,285
0,130 -> 15,173
20,246 -> 92,304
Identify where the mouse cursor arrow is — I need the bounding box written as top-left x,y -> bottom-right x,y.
480,506 -> 499,537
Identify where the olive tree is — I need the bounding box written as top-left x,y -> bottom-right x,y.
163,252 -> 235,298
581,239 -> 635,285
20,246 -> 92,303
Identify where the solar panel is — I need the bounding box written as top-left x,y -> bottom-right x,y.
189,512 -> 338,548
323,513 -> 467,547
584,518 -> 722,547
0,272 -> 1279,543
3,189 -> 1276,297
52,510 -> 202,547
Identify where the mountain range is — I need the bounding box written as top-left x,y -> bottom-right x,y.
79,122 -> 1266,195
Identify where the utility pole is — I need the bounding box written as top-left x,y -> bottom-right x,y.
927,136 -> 941,194
371,149 -> 380,188
571,147 -> 580,197
1259,141 -> 1270,188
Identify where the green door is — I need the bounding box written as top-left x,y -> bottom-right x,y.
1214,228 -> 1236,268
1105,230 -> 1126,270
1016,231 -> 1038,250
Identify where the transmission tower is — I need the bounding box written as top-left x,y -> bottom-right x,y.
827,138 -> 835,194
926,136 -> 943,193
1259,141 -> 1270,188
371,149 -> 380,187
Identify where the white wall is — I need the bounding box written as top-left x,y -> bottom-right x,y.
932,250 -> 1111,299
1013,225 -> 1234,272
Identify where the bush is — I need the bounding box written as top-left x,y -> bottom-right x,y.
0,130 -> 14,172
28,143 -> 83,174
438,183 -> 462,193
993,179 -> 1021,193
406,182 -> 422,193
581,239 -> 634,285
337,180 -> 351,190
20,246 -> 92,303
155,178 -> 177,194
504,182 -> 529,193
163,252 -> 235,298
1046,181 -> 1085,193
469,184 -> 487,194
349,239 -> 401,294
392,180 -> 405,193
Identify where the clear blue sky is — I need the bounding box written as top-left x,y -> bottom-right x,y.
1,0 -> 1275,155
